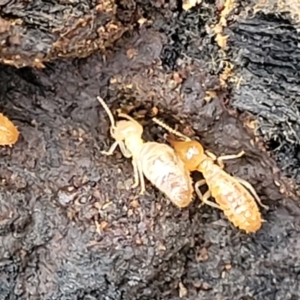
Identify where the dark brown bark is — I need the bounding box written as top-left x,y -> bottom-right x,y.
0,0 -> 129,68
227,0 -> 300,184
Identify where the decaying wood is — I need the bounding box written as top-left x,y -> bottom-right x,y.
226,0 -> 300,183
0,0 -> 131,68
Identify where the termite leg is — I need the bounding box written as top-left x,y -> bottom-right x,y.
131,159 -> 146,195
136,160 -> 146,195
234,176 -> 269,210
195,179 -> 206,187
218,151 -> 245,162
194,180 -> 221,210
118,142 -> 132,158
205,150 -> 217,160
216,151 -> 245,169
131,159 -> 140,189
101,141 -> 119,156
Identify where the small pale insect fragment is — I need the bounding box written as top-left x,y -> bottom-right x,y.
179,282 -> 188,298
0,113 -> 19,146
182,0 -> 202,11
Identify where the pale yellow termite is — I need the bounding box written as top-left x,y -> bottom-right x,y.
0,113 -> 19,146
153,117 -> 269,233
97,97 -> 194,208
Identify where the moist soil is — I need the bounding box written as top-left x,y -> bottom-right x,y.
0,1 -> 300,300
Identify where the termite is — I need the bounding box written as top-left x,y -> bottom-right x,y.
0,113 -> 19,146
152,117 -> 269,233
97,97 -> 194,208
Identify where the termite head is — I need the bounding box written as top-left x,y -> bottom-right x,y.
151,117 -> 206,171
97,96 -> 143,141
166,134 -> 205,171
111,117 -> 143,141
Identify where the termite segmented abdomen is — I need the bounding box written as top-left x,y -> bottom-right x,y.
211,179 -> 262,233
138,142 -> 194,208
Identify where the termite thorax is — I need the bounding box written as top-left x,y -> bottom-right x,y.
125,136 -> 144,153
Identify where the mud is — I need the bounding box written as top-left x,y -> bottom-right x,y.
0,0 -> 300,300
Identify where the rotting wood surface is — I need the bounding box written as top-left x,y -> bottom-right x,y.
0,0 -> 129,68
228,0 -> 300,186
0,0 -> 300,299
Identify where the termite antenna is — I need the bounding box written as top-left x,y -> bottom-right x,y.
97,96 -> 116,128
152,117 -> 191,141
118,113 -> 142,128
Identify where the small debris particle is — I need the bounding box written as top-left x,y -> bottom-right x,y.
32,59 -> 45,68
110,77 -> 118,84
156,203 -> 162,211
138,17 -> 148,26
67,209 -> 76,220
213,0 -> 236,48
219,0 -> 236,27
204,90 -> 217,102
179,282 -> 188,298
117,181 -> 125,190
219,61 -> 234,87
130,199 -> 140,208
279,184 -> 287,194
126,48 -> 138,59
182,125 -> 195,137
157,241 -> 166,251
136,237 -> 143,245
182,0 -> 202,11
8,34 -> 21,46
201,282 -> 212,290
95,220 -> 108,233
123,178 -> 133,190
244,118 -> 258,131
215,33 -> 229,48
102,201 -> 113,210
92,189 -> 102,201
216,0 -> 225,10
274,180 -> 280,187
234,76 -> 244,89
173,72 -> 183,84
151,106 -> 159,116
100,221 -> 108,230
0,17 -> 10,33
196,247 -> 209,262
192,280 -> 202,288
